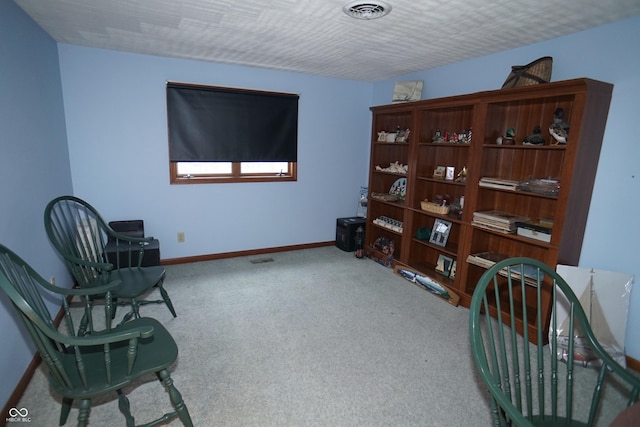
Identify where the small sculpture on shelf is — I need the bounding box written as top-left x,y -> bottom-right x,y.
549,107 -> 569,145
455,166 -> 468,182
497,128 -> 516,145
370,236 -> 395,267
396,128 -> 411,142
432,128 -> 471,144
378,128 -> 411,143
375,161 -> 407,175
432,194 -> 451,206
523,125 -> 545,145
432,128 -> 444,143
455,128 -> 472,144
448,196 -> 464,220
354,226 -> 364,259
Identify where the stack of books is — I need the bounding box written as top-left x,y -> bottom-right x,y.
472,210 -> 530,234
479,177 -> 522,191
466,251 -> 544,286
515,218 -> 553,242
466,251 -> 509,269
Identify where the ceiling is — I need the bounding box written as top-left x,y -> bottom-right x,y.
14,0 -> 640,82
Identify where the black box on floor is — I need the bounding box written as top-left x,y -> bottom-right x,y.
105,239 -> 161,267
336,217 -> 366,252
105,220 -> 160,267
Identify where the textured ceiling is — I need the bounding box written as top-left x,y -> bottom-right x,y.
14,0 -> 640,82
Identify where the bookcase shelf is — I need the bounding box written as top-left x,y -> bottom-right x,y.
364,78 -> 613,342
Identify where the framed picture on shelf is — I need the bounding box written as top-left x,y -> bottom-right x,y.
449,261 -> 457,279
435,254 -> 453,276
445,166 -> 455,181
433,166 -> 446,179
429,218 -> 452,247
392,80 -> 423,103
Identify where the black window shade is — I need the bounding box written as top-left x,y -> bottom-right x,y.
167,82 -> 298,162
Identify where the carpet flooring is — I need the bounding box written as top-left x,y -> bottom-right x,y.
14,246 -> 630,426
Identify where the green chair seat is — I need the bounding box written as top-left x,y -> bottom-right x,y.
110,266 -> 166,299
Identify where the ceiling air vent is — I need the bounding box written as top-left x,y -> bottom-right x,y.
342,1 -> 392,20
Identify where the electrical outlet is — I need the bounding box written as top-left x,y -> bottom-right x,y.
177,232 -> 185,243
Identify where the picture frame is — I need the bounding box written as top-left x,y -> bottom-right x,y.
429,218 -> 452,247
392,80 -> 423,103
449,260 -> 457,279
435,254 -> 453,276
433,166 -> 446,179
445,166 -> 455,181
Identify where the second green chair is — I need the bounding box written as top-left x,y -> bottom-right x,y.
44,195 -> 176,325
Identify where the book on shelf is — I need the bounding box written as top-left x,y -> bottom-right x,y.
517,228 -> 551,242
479,177 -> 523,191
473,210 -> 530,225
472,221 -> 517,234
473,210 -> 530,234
515,219 -> 553,233
501,264 -> 545,285
466,252 -> 509,269
515,219 -> 553,242
467,252 -> 544,286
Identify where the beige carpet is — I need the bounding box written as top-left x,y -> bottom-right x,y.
15,246 -> 630,426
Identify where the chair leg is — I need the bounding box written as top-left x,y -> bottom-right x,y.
158,282 -> 177,317
59,397 -> 73,426
130,298 -> 141,319
77,399 -> 91,427
118,299 -> 139,325
158,369 -> 193,427
77,312 -> 89,337
110,296 -> 118,319
117,389 -> 136,427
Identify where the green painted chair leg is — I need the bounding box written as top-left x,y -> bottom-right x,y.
117,390 -> 135,427
158,284 -> 177,317
77,399 -> 91,427
59,397 -> 73,426
158,369 -> 193,427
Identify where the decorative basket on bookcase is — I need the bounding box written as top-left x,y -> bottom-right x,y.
502,56 -> 553,89
420,201 -> 450,215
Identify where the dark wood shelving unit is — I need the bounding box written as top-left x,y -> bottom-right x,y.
364,78 -> 613,341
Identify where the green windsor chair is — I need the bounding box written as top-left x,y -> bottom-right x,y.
44,195 -> 176,326
469,257 -> 640,427
0,243 -> 193,426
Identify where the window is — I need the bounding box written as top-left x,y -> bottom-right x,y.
170,161 -> 296,183
166,82 -> 299,184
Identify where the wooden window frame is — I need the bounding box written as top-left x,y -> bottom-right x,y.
169,161 -> 297,184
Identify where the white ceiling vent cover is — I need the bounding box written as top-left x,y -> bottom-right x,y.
342,1 -> 392,20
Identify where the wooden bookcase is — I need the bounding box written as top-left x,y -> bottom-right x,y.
365,78 -> 613,342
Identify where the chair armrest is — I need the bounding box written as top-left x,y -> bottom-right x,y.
38,277 -> 122,297
106,227 -> 154,245
104,233 -> 158,268
59,251 -> 115,272
69,322 -> 156,346
36,314 -> 155,347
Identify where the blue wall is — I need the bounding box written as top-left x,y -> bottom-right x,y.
0,0 -> 73,408
57,46 -> 372,259
372,15 -> 640,361
2,0 -> 640,409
